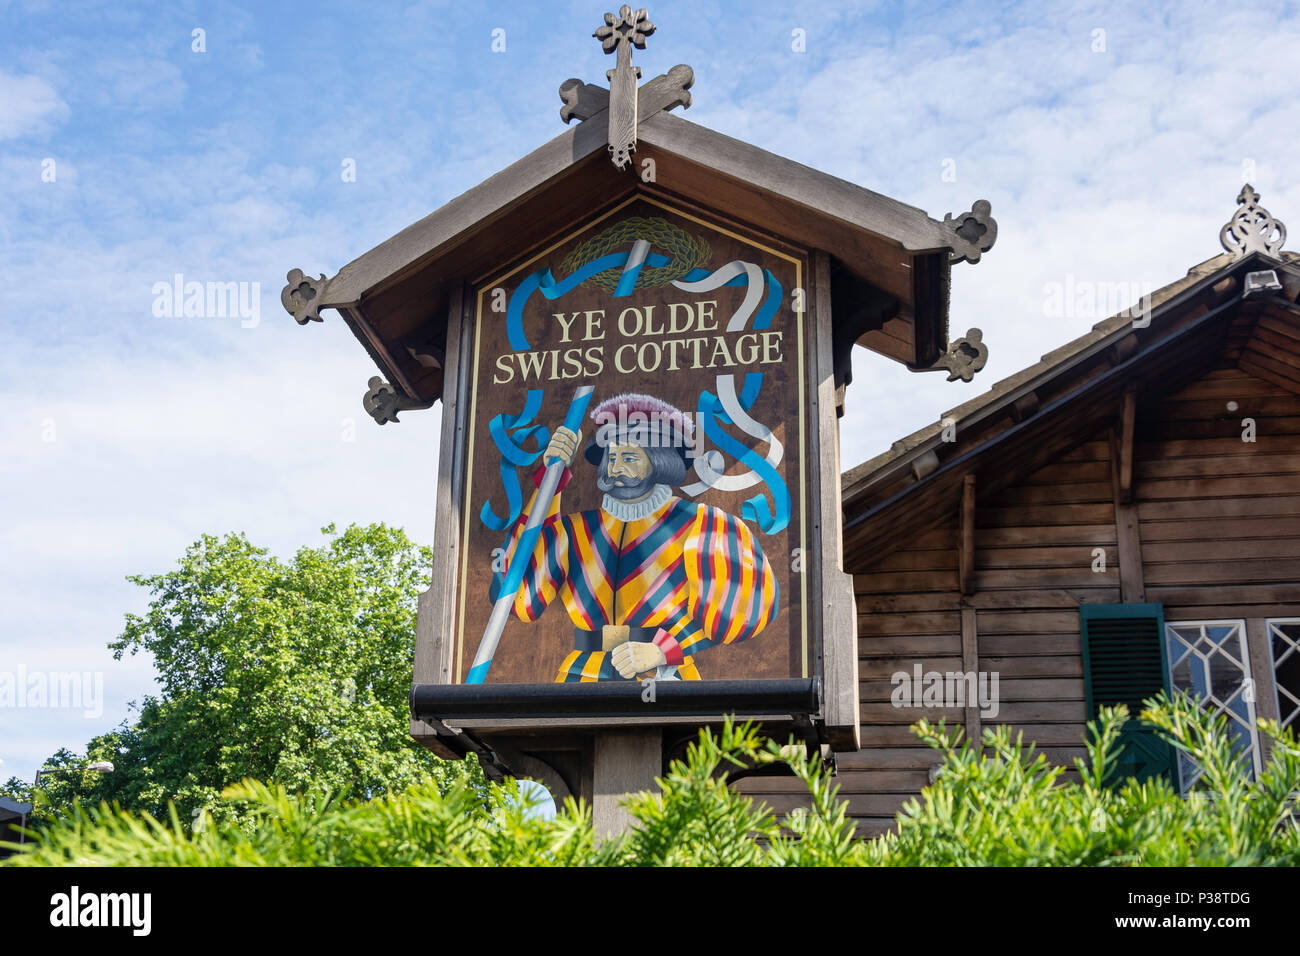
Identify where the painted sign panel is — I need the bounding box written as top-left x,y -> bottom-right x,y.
454,196 -> 812,685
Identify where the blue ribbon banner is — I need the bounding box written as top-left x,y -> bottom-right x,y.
480,388 -> 549,531
486,250 -> 791,535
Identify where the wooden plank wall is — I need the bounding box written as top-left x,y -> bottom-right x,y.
736,439 -> 1120,835
1138,366 -> 1300,620
736,363 -> 1300,838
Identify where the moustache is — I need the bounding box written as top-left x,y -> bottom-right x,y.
597,472 -> 651,493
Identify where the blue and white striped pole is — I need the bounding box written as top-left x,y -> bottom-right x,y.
466,384 -> 595,684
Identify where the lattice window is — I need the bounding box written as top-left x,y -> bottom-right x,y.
1165,620 -> 1261,793
1267,619 -> 1300,733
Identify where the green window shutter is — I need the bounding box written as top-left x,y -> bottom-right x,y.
1079,603 -> 1177,788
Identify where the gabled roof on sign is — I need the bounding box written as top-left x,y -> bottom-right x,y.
322,109 -> 955,309
282,11 -> 998,419
284,103 -> 995,413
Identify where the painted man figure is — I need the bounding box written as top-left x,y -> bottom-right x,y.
492,393 -> 778,682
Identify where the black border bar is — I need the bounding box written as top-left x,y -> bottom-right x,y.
410,677 -> 822,721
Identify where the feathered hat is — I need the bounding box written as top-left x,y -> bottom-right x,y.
582,392 -> 695,466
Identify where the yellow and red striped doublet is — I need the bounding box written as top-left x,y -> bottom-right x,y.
498,480 -> 778,682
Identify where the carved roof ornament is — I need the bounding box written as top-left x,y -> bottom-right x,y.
559,64 -> 693,126
943,200 -> 997,265
912,329 -> 989,382
281,268 -> 329,324
943,330 -> 989,381
558,8 -> 693,153
362,376 -> 432,425
595,6 -> 655,169
1220,184 -> 1287,260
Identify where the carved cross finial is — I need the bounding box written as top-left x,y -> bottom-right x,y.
1220,183 -> 1287,260
594,6 -> 655,170
595,5 -> 655,56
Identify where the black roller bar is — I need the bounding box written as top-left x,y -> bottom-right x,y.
411,677 -> 822,722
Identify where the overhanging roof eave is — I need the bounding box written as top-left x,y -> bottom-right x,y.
636,111 -> 952,253
322,112 -> 614,307
840,250 -> 1273,510
318,110 -> 956,309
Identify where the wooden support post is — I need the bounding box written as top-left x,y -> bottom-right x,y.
1117,389 -> 1136,505
1109,423 -> 1146,603
413,285 -> 470,757
814,250 -> 861,751
961,608 -> 981,746
959,474 -> 976,596
591,730 -> 662,838
959,477 -> 980,745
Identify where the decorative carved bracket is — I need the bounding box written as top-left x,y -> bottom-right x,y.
943,200 -> 997,265
362,376 -> 433,425
560,78 -> 610,124
1220,184 -> 1287,259
642,63 -> 693,117
406,346 -> 444,369
559,64 -> 694,126
281,268 -> 330,324
911,328 -> 988,382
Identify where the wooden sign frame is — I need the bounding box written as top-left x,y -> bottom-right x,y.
412,187 -> 859,753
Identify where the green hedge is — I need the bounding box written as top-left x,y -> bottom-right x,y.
6,692 -> 1299,866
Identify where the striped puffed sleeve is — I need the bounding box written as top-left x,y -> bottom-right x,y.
678,504 -> 778,651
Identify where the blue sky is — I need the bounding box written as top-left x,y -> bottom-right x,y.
3,0 -> 1299,784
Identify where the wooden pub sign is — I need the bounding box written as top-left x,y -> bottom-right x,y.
281,7 -> 995,824
461,197 -> 809,689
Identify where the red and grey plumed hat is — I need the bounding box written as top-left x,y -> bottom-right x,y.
582,392 -> 695,466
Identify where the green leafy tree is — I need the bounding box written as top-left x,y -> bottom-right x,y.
4,524 -> 480,828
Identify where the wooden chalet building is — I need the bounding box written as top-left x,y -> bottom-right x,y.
736,187 -> 1300,836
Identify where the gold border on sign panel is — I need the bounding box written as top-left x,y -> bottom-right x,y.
455,194 -> 809,684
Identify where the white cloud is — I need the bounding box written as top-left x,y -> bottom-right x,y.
0,70 -> 68,139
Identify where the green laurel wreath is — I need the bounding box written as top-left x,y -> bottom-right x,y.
560,216 -> 711,294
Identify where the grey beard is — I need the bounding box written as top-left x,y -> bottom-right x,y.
597,471 -> 655,500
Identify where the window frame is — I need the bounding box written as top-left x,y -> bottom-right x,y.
1264,617 -> 1300,737
1163,617 -> 1262,792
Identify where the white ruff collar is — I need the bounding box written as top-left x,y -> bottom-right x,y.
601,484 -> 672,521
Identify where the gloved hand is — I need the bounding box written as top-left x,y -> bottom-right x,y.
545,426 -> 581,468
611,640 -> 667,679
